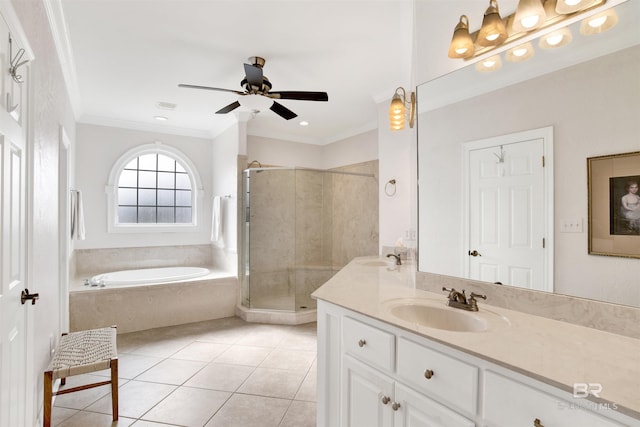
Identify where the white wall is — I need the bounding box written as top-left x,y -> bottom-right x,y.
75,123 -> 213,249
211,123 -> 241,260
10,0 -> 77,422
377,102 -> 417,253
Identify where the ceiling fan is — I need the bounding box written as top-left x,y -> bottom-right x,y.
179,56 -> 328,120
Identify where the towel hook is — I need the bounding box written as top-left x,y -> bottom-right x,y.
385,179 -> 397,197
9,36 -> 29,84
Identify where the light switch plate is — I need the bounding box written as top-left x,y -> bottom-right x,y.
560,218 -> 583,233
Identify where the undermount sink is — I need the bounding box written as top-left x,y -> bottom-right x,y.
385,299 -> 508,332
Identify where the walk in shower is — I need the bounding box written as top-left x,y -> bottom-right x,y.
240,165 -> 378,321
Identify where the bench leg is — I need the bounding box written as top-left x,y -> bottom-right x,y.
111,358 -> 119,421
43,371 -> 53,427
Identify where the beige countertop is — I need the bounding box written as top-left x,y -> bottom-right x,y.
312,256 -> 640,421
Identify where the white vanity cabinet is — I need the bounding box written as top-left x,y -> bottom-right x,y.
317,300 -> 635,427
483,371 -> 626,427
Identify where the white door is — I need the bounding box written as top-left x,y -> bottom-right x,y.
0,130 -> 28,427
0,15 -> 32,427
465,128 -> 552,292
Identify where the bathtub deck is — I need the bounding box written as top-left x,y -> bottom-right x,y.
70,273 -> 237,334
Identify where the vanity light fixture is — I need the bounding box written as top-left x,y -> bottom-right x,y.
513,0 -> 547,32
448,0 -> 611,62
475,55 -> 503,72
505,42 -> 535,62
477,0 -> 508,47
389,87 -> 416,131
448,15 -> 475,59
556,0 -> 604,15
539,26 -> 573,49
579,8 -> 618,35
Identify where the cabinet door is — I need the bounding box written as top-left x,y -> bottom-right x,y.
394,383 -> 476,427
342,355 -> 394,427
483,371 -> 625,427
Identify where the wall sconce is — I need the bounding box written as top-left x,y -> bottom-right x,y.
448,0 -> 614,63
389,87 -> 416,131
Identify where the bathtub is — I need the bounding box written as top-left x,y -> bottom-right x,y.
70,266 -> 237,333
87,266 -> 211,287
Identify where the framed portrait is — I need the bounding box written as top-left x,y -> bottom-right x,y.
587,151 -> 640,258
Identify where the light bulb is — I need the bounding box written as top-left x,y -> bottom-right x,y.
513,48 -> 528,57
546,34 -> 564,45
521,15 -> 539,28
588,16 -> 607,28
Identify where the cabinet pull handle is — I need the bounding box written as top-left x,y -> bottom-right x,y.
424,369 -> 434,379
381,396 -> 390,405
534,419 -> 544,427
391,402 -> 401,411
358,339 -> 366,347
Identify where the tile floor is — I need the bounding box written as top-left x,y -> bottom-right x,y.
50,317 -> 317,427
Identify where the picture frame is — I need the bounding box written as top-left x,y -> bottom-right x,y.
587,151 -> 640,258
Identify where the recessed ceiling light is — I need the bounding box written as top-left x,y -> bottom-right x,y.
299,121 -> 309,126
154,115 -> 168,121
156,101 -> 177,110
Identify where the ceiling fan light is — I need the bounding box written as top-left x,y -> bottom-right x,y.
556,0 -> 604,14
448,15 -> 475,59
580,9 -> 618,35
238,94 -> 273,112
513,0 -> 546,32
477,0 -> 508,47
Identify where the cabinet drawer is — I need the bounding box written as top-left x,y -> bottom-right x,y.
343,317 -> 395,372
397,337 -> 478,415
483,371 -> 624,427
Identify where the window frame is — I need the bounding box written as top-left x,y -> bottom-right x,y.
106,142 -> 203,233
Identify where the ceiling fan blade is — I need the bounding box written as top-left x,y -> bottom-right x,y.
270,101 -> 297,120
215,101 -> 241,114
269,91 -> 328,102
178,83 -> 244,95
243,63 -> 263,88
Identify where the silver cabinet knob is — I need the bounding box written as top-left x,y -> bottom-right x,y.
381,396 -> 390,405
358,339 -> 366,347
534,419 -> 544,427
391,402 -> 401,411
424,369 -> 434,379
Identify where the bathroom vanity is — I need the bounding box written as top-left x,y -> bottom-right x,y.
312,257 -> 640,427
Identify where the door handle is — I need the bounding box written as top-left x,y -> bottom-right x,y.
21,289 -> 39,305
468,250 -> 482,257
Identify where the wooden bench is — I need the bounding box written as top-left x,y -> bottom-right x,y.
43,326 -> 118,427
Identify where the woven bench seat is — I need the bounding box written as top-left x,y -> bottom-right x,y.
43,326 -> 118,427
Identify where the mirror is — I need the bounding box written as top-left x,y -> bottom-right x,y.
417,0 -> 640,307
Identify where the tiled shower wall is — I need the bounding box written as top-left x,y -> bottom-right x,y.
246,160 -> 379,309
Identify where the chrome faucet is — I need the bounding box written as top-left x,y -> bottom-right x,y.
442,287 -> 486,311
386,253 -> 402,265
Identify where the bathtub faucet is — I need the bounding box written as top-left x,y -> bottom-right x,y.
386,253 -> 402,265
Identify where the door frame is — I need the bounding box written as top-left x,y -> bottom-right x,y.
58,126 -> 71,333
461,126 -> 554,292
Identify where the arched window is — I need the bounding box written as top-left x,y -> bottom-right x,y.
107,143 -> 202,232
